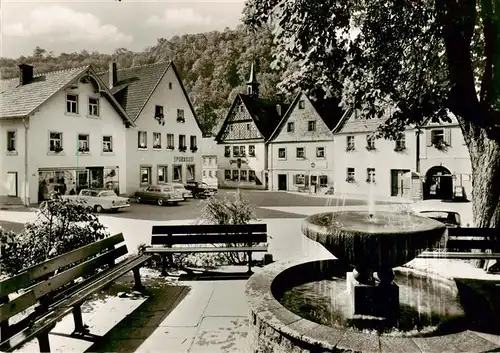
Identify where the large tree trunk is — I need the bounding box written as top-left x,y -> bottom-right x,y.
467,128 -> 500,268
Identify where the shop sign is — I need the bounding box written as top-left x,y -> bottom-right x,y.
174,156 -> 195,163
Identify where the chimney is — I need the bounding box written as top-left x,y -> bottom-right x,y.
18,64 -> 34,85
276,104 -> 282,117
109,62 -> 118,88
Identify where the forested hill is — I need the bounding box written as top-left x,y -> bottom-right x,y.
0,25 -> 287,135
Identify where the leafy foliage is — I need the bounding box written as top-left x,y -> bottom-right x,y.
0,198 -> 108,276
0,26 -> 285,135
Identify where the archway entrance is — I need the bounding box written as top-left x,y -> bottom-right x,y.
425,166 -> 453,200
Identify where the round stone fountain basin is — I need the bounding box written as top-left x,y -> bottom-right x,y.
302,211 -> 446,270
245,259 -> 500,353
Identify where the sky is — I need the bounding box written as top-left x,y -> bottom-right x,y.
1,0 -> 246,58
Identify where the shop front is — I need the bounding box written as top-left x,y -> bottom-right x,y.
38,166 -> 120,202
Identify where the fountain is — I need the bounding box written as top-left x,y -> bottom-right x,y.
246,209 -> 500,352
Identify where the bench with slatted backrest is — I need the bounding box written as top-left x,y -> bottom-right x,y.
144,224 -> 268,276
418,227 -> 500,260
0,233 -> 151,353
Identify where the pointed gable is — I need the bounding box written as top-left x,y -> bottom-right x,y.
268,92 -> 341,142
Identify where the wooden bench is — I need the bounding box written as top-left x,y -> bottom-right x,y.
418,227 -> 500,261
0,233 -> 151,352
144,224 -> 268,276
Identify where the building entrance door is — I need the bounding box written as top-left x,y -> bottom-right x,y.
391,169 -> 411,197
7,172 -> 18,197
278,174 -> 287,191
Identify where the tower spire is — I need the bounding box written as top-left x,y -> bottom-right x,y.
246,61 -> 260,99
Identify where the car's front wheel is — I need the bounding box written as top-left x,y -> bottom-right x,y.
135,196 -> 142,203
94,205 -> 103,213
157,199 -> 164,206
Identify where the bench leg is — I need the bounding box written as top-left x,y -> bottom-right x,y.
247,251 -> 253,274
71,305 -> 89,336
37,332 -> 51,353
133,267 -> 145,291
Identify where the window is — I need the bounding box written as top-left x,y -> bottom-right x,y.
177,109 -> 185,122
78,134 -> 89,152
225,170 -> 231,180
296,147 -> 305,159
233,146 -> 240,157
203,170 -> 207,177
287,122 -> 294,132
6,131 -> 16,152
431,129 -> 444,144
346,167 -> 355,182
246,123 -> 251,131
66,94 -> 78,114
298,100 -> 305,109
138,131 -> 147,149
179,135 -> 186,151
209,170 -> 213,177
190,135 -> 197,151
240,170 -> 248,181
153,132 -> 162,149
155,105 -> 164,117
225,146 -> 231,157
229,124 -> 233,131
140,166 -> 152,185
308,121 -> 316,131
102,135 -> 113,152
158,166 -> 168,183
278,148 -> 286,159
319,175 -> 328,187
187,165 -> 195,180
316,147 -> 325,158
367,168 -> 376,183
232,170 -> 239,181
49,132 -> 63,152
395,134 -> 406,151
249,145 -> 255,157
168,82 -> 172,89
167,134 -> 174,149
366,135 -> 376,150
173,165 -> 182,181
240,146 -> 246,156
240,105 -> 245,113
88,97 -> 99,117
249,170 -> 256,182
295,174 -> 305,185
346,136 -> 355,151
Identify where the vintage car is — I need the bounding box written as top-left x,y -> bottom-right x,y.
185,181 -> 218,198
62,189 -> 130,213
167,183 -> 193,200
417,210 -> 462,228
134,185 -> 184,206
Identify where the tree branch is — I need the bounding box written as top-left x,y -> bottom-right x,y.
480,0 -> 494,107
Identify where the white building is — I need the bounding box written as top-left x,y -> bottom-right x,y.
201,136 -> 218,188
332,109 -> 418,199
0,64 -> 133,205
99,62 -> 204,194
419,115 -> 472,200
267,92 -> 341,192
214,64 -> 283,190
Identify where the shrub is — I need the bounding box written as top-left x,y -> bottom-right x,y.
0,198 -> 108,276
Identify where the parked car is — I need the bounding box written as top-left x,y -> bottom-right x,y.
185,181 -> 218,198
417,210 -> 462,228
168,183 -> 193,200
134,185 -> 184,206
62,189 -> 130,213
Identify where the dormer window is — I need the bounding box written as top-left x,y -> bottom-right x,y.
287,122 -> 294,133
155,105 -> 164,118
298,100 -> 305,109
308,121 -> 316,131
66,94 -> 78,114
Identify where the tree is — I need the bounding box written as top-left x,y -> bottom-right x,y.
243,0 -> 500,233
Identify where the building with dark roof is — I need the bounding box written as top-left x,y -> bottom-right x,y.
214,63 -> 285,189
98,61 -> 204,194
0,64 -> 133,205
266,91 -> 343,192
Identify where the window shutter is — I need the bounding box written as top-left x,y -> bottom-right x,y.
445,128 -> 452,146
426,130 -> 432,146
